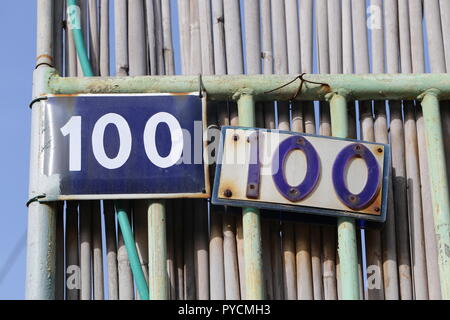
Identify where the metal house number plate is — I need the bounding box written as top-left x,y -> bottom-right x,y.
212,127 -> 390,223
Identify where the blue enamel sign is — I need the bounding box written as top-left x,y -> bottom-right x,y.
38,94 -> 209,200
212,127 -> 390,223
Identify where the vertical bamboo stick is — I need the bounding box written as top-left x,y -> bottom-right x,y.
370,0 -> 399,301
317,0 -> 336,300
65,202 -> 79,300
199,0 -> 214,75
55,202 -> 64,300
385,0 -> 413,300
166,201 -> 176,300
351,0 -> 383,300
411,0 -> 441,299
300,0 -> 323,301
398,0 -> 429,300
178,0 -> 191,74
128,0 -> 148,301
146,0 -> 157,75
79,201 -> 92,300
223,207 -> 241,299
53,0 -> 64,74
183,200 -> 196,300
261,0 -> 276,299
161,0 -> 175,74
99,0 -> 109,77
209,0 -> 226,301
174,200 -> 184,300
91,201 -> 104,300
224,0 -> 246,299
114,0 -> 128,76
154,0 -> 165,74
194,200 -> 210,300
103,200 -> 119,300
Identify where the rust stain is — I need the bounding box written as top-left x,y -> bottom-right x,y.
36,54 -> 53,62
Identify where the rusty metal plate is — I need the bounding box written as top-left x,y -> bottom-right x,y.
212,127 -> 390,223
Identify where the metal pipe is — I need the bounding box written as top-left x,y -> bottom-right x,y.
419,91 -> 450,299
47,72 -> 450,101
328,93 -> 360,300
26,0 -> 56,300
236,91 -> 265,300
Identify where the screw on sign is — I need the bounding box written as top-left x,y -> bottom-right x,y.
213,127 -> 390,224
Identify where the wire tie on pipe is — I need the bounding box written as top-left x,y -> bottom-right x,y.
26,194 -> 46,207
35,62 -> 54,70
198,74 -> 207,98
29,96 -> 48,109
264,73 -> 330,101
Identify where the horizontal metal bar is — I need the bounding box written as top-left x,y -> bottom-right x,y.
46,69 -> 450,101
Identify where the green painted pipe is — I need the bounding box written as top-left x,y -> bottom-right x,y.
328,93 -> 360,300
420,91 -> 450,299
66,0 -> 149,300
116,201 -> 150,300
66,0 -> 94,77
236,90 -> 265,299
47,71 -> 450,101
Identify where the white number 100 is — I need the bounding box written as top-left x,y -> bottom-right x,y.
60,112 -> 184,171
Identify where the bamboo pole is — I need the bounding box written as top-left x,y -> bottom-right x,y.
114,0 -> 128,76
154,0 -> 165,74
65,202 -> 79,300
371,0 -> 399,301
146,0 -> 157,75
166,201 -> 176,300
399,0 -> 429,300
162,0 -> 175,75
284,0 -> 301,301
53,0 -> 64,74
199,0 -> 214,75
174,200 -> 184,300
385,0 -> 413,300
260,0 -> 276,300
128,0 -> 150,301
178,0 -> 191,74
317,0 -> 336,301
184,200 -> 196,300
91,201 -> 104,300
79,201 -> 92,300
194,200 -> 209,300
209,0 -> 226,301
77,0 -> 88,76
351,0 -> 383,300
55,202 -> 64,300
411,0 -> 441,299
223,208 -> 241,299
99,0 -> 109,77
103,200 -> 119,300
300,0 -> 322,301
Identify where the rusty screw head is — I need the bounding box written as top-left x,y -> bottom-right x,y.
377,148 -> 383,153
223,189 -> 233,198
289,188 -> 299,195
296,137 -> 305,146
374,207 -> 381,213
249,184 -> 256,190
233,134 -> 239,142
349,195 -> 357,203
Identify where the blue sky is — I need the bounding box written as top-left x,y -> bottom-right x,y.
0,2 -> 37,299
